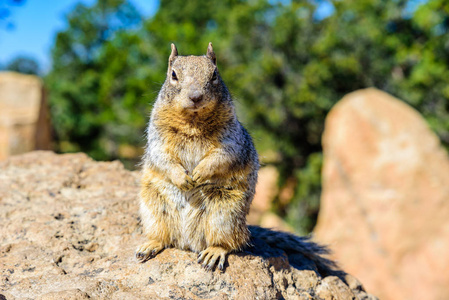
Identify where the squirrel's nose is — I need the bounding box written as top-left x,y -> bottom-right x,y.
189,90 -> 203,103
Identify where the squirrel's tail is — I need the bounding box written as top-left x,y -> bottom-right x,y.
248,225 -> 338,276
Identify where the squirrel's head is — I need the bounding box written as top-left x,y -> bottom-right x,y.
162,43 -> 229,114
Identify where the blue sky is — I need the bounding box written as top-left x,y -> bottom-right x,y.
0,0 -> 159,72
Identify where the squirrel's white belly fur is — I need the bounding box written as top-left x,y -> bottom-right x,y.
178,142 -> 207,175
139,171 -> 205,252
177,147 -> 208,250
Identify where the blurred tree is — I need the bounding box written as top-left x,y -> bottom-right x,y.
46,0 -> 449,233
6,55 -> 40,75
46,0 -> 146,161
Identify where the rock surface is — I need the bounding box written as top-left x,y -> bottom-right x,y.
0,151 -> 375,299
314,88 -> 449,300
248,165 -> 293,232
247,165 -> 279,225
0,72 -> 52,160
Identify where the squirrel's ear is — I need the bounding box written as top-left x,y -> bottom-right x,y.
169,43 -> 178,66
206,42 -> 216,65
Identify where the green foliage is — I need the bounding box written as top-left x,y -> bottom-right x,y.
286,152 -> 323,235
6,56 -> 40,75
46,0 -> 449,233
46,0 -> 148,161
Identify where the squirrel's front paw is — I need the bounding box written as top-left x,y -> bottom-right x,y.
178,174 -> 195,191
170,166 -> 195,191
192,162 -> 215,184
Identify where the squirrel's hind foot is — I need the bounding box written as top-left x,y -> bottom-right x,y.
135,240 -> 164,263
197,246 -> 228,271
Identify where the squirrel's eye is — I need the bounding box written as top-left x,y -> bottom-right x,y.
211,70 -> 217,81
171,71 -> 178,81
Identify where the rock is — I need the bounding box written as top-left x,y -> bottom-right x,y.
314,88 -> 449,300
37,289 -> 91,300
0,72 -> 52,161
0,151 -> 376,299
316,276 -> 356,300
259,212 -> 294,232
248,165 -> 294,232
247,165 -> 279,225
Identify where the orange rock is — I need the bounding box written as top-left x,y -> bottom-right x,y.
0,72 -> 52,160
259,212 -> 295,233
278,176 -> 297,207
248,165 -> 279,225
314,88 -> 449,300
0,151 -> 376,300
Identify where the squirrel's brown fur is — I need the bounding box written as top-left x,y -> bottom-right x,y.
136,43 -> 336,274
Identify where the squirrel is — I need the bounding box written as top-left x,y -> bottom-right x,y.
136,43 -> 336,274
